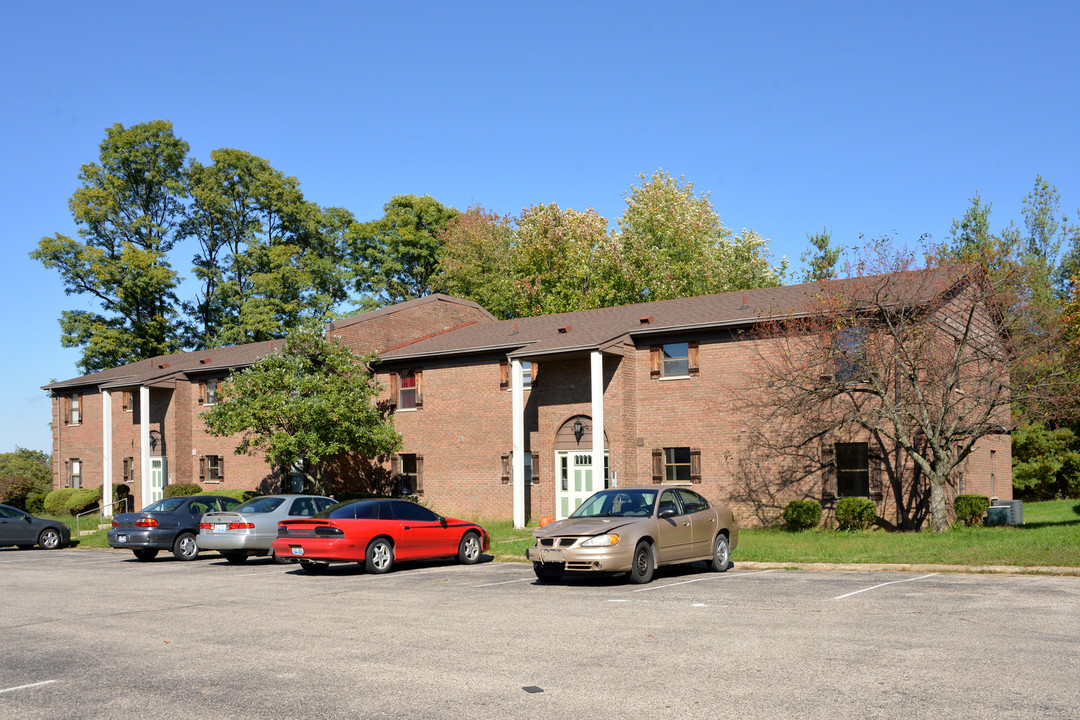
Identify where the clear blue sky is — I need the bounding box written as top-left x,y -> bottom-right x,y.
2,1 -> 1078,455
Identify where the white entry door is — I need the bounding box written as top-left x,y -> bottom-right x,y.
556,452 -> 607,520
150,457 -> 167,503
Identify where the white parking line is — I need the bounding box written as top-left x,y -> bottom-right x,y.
631,569 -> 779,593
833,573 -> 936,600
0,680 -> 56,695
472,577 -> 532,588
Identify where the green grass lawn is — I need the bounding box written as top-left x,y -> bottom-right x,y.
479,500 -> 1080,568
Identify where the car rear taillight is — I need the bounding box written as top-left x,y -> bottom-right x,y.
199,522 -> 211,530
228,522 -> 255,530
314,526 -> 345,537
112,519 -> 119,528
134,518 -> 158,527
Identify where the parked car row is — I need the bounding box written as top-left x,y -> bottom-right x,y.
8,486 -> 739,586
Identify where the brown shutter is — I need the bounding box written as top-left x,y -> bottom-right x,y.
652,448 -> 663,483
531,451 -> 540,483
121,392 -> 129,412
821,444 -> 836,500
199,456 -> 206,480
688,341 -> 700,376
218,456 -> 225,480
500,453 -> 511,484
390,372 -> 399,408
499,360 -> 510,390
128,457 -> 135,482
869,452 -> 883,502
63,396 -> 71,425
390,454 -> 400,477
650,347 -> 661,378
415,455 -> 424,495
690,447 -> 702,483
530,362 -> 539,388
122,458 -> 129,483
414,369 -> 424,409
198,382 -> 205,405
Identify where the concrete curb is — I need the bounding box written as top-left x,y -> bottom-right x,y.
732,560 -> 1080,576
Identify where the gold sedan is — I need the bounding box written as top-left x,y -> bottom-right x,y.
526,487 -> 738,584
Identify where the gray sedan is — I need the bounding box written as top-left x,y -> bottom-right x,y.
0,503 -> 70,550
198,494 -> 336,564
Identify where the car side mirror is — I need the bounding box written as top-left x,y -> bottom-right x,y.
440,516 -> 448,528
659,508 -> 678,520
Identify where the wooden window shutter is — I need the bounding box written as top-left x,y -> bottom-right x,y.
63,396 -> 71,425
414,369 -> 424,409
390,454 -> 400,477
651,448 -> 663,484
869,452 -> 884,502
531,362 -> 539,387
415,455 -> 424,495
198,381 -> 205,405
820,444 -> 836,500
218,456 -> 225,480
121,392 -> 129,412
531,451 -> 540,483
198,456 -> 206,480
122,457 -> 129,482
690,448 -> 702,483
389,372 -> 399,407
499,360 -> 510,390
128,457 -> 135,482
688,341 -> 700,376
650,346 -> 661,378
500,453 -> 511,484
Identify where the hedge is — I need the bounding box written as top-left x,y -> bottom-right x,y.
835,497 -> 877,531
954,494 -> 991,527
782,499 -> 822,531
163,482 -> 203,498
43,488 -> 78,515
26,480 -> 52,514
64,487 -> 103,515
198,489 -> 260,502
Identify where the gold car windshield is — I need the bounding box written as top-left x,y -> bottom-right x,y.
570,489 -> 658,518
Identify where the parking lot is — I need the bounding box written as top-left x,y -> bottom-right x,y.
2,548 -> 1078,719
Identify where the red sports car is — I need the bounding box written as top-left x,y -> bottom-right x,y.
273,498 -> 490,574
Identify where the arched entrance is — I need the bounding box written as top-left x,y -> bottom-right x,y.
554,415 -> 608,519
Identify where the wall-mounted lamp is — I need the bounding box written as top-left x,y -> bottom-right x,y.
573,418 -> 584,443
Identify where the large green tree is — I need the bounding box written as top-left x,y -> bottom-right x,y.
433,206 -> 518,319
798,227 -> 841,283
31,121 -> 188,372
182,149 -> 352,347
349,195 -> 460,308
200,323 -> 401,494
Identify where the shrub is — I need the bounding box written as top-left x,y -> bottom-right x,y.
26,480 -> 52,514
782,499 -> 822,531
65,487 -> 103,515
43,488 -> 77,515
198,489 -> 260,502
0,475 -> 37,510
113,483 -> 130,500
835,497 -> 877,531
164,482 -> 203,498
954,494 -> 991,527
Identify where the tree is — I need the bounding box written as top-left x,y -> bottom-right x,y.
200,323 -> 401,494
182,149 -> 352,347
734,241 -> 1073,531
349,195 -> 460,308
433,206 -> 518,319
617,170 -> 787,300
31,121 -> 188,372
0,448 -> 51,484
799,227 -> 840,283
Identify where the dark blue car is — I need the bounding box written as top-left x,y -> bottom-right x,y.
0,503 -> 70,550
109,495 -> 240,561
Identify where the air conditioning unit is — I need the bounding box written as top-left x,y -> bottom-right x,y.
990,499 -> 1023,526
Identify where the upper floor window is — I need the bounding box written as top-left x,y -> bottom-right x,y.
500,360 -> 535,390
396,370 -> 423,410
835,328 -> 866,383
650,342 -> 699,379
204,379 -> 218,405
68,393 -> 81,425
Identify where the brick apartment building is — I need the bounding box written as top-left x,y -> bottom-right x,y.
45,270 -> 1012,527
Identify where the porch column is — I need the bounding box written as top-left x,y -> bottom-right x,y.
590,351 -> 605,489
512,358 -> 526,528
140,385 -> 151,509
101,389 -> 113,516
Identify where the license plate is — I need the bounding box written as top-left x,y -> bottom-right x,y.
541,549 -> 565,563
117,534 -> 127,543
213,524 -> 227,533
291,546 -> 304,556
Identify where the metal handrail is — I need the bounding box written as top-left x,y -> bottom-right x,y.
75,497 -> 132,536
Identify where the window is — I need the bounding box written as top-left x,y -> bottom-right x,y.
204,379 -> 218,405
676,488 -> 710,513
522,362 -> 532,390
835,328 -> 866,383
122,457 -> 136,484
664,447 -> 691,482
396,453 -> 423,495
391,500 -> 439,522
662,343 -> 689,378
68,394 -> 81,425
524,452 -> 533,485
658,489 -> 682,516
70,458 -> 82,488
200,455 -> 224,482
397,370 -> 422,410
835,442 -> 870,497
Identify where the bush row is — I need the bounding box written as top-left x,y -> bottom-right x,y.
782,494 -> 996,531
42,487 -> 103,516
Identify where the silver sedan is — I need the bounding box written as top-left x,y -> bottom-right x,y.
198,494 -> 335,564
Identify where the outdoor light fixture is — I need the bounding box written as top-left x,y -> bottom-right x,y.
573,418 -> 584,442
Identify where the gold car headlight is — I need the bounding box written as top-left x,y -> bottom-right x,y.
580,533 -> 620,547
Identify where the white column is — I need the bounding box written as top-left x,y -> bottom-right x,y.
101,389 -> 113,516
590,351 -> 605,489
140,385 -> 151,509
511,358 -> 526,528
